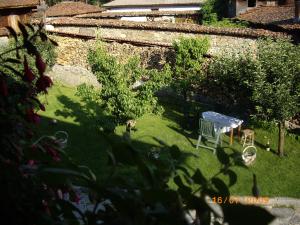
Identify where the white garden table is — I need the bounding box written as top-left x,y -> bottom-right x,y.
202,111 -> 243,145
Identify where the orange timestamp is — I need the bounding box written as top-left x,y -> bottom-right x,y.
211,196 -> 270,205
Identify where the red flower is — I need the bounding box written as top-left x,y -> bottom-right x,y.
45,146 -> 61,162
35,54 -> 46,75
36,75 -> 53,93
23,57 -> 35,83
26,108 -> 40,124
0,77 -> 8,96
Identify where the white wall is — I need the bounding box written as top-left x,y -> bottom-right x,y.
120,16 -> 148,22
106,5 -> 201,12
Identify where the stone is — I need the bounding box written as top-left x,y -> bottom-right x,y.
47,64 -> 101,88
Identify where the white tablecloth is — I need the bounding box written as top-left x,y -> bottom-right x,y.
202,111 -> 243,133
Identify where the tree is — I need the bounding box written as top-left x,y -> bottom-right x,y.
82,42 -> 172,124
253,38 -> 300,157
172,37 -> 210,101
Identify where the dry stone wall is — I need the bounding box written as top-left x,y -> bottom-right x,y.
54,25 -> 257,57
51,26 -> 257,70
51,35 -> 175,69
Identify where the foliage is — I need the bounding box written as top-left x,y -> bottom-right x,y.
205,38 -> 300,155
253,38 -> 300,156
206,52 -> 263,115
253,38 -> 300,123
201,0 -> 228,24
4,29 -> 57,77
172,37 -> 210,100
207,18 -> 249,28
1,23 -> 276,225
83,42 -> 172,123
0,23 -> 56,225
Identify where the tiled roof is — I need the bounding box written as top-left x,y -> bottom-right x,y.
238,6 -> 295,24
75,10 -> 199,18
0,27 -> 9,36
46,1 -> 104,17
0,0 -> 39,9
103,0 -> 204,7
46,17 -> 288,39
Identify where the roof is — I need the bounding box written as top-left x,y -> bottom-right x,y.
238,5 -> 295,24
46,17 -> 288,39
0,0 -> 39,9
103,0 -> 204,8
0,28 -> 9,36
76,10 -> 199,18
46,1 -> 104,17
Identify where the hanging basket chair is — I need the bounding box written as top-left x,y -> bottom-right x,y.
242,145 -> 257,166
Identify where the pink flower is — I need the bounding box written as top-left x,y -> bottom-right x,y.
74,194 -> 80,204
35,54 -> 46,75
28,160 -> 35,166
36,75 -> 53,93
23,57 -> 35,83
46,146 -> 61,162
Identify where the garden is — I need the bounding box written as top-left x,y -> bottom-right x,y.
1,24 -> 299,225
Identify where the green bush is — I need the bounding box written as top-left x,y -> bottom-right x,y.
172,37 -> 210,100
81,42 -> 172,123
201,0 -> 228,24
4,30 -> 57,82
206,52 -> 262,114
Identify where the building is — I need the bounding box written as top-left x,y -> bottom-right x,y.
102,0 -> 204,22
228,0 -> 296,17
103,0 -> 204,12
0,0 -> 40,31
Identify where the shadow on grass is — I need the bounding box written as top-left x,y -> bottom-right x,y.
37,93 -> 208,183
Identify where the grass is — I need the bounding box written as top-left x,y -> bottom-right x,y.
37,84 -> 300,198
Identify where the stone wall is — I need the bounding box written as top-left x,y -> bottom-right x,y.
51,35 -> 175,69
51,27 -> 257,69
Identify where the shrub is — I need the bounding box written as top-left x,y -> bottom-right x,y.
253,38 -> 300,156
206,52 -> 263,115
201,0 -> 228,24
82,42 -> 172,123
172,37 -> 210,100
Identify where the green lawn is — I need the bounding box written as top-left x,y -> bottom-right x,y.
37,84 -> 300,198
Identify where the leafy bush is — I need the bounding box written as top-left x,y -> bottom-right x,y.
5,30 -> 57,75
200,0 -> 248,27
205,38 -> 300,156
206,52 -> 263,115
253,38 -> 300,156
172,37 -> 210,100
207,18 -> 249,28
201,0 -> 228,24
83,42 -> 172,123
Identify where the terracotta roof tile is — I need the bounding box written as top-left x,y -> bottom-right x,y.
0,0 -> 39,9
238,6 -> 295,24
46,1 -> 104,17
46,17 -> 288,39
75,10 -> 199,18
0,27 -> 9,36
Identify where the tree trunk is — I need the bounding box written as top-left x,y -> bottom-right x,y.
278,121 -> 285,157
